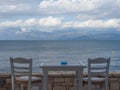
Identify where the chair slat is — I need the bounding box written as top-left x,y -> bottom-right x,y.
13,66 -> 29,70
91,71 -> 106,74
10,57 -> 32,63
89,58 -> 110,63
90,66 -> 107,70
14,70 -> 30,74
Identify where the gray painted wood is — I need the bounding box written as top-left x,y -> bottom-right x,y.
83,57 -> 110,90
10,57 -> 41,90
40,62 -> 86,90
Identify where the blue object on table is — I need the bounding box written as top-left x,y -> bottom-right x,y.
61,61 -> 67,65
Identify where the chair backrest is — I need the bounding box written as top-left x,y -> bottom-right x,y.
87,57 -> 110,90
10,57 -> 32,90
88,57 -> 110,77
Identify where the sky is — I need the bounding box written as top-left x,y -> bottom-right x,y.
0,0 -> 120,40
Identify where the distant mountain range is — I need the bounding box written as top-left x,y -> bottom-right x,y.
54,29 -> 120,40
1,28 -> 120,40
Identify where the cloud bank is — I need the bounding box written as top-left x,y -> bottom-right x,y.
0,0 -> 120,40
0,17 -> 120,30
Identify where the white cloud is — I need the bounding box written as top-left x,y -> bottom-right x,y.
0,0 -> 119,20
0,4 -> 31,13
39,0 -> 95,13
39,0 -> 119,13
39,0 -> 120,19
0,17 -> 120,32
63,19 -> 120,29
117,0 -> 120,5
104,19 -> 120,28
0,16 -> 63,28
0,0 -> 35,5
38,16 -> 63,26
15,27 -> 28,34
0,0 -> 37,17
0,20 -> 23,27
76,12 -> 109,20
24,18 -> 38,26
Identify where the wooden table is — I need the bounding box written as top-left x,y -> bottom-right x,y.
40,62 -> 86,90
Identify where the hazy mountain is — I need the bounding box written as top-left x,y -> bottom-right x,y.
1,28 -> 120,40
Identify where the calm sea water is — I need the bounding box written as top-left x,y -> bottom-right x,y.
0,40 -> 120,72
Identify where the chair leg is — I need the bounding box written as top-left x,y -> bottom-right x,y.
105,80 -> 108,90
96,85 -> 101,90
20,84 -> 24,90
39,83 -> 43,90
88,82 -> 92,90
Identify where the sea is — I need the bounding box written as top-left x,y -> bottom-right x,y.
0,40 -> 120,72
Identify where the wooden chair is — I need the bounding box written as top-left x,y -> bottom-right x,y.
10,57 -> 41,90
83,57 -> 110,90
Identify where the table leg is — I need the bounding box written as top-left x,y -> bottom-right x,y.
77,67 -> 83,90
76,71 -> 79,88
43,70 -> 48,90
